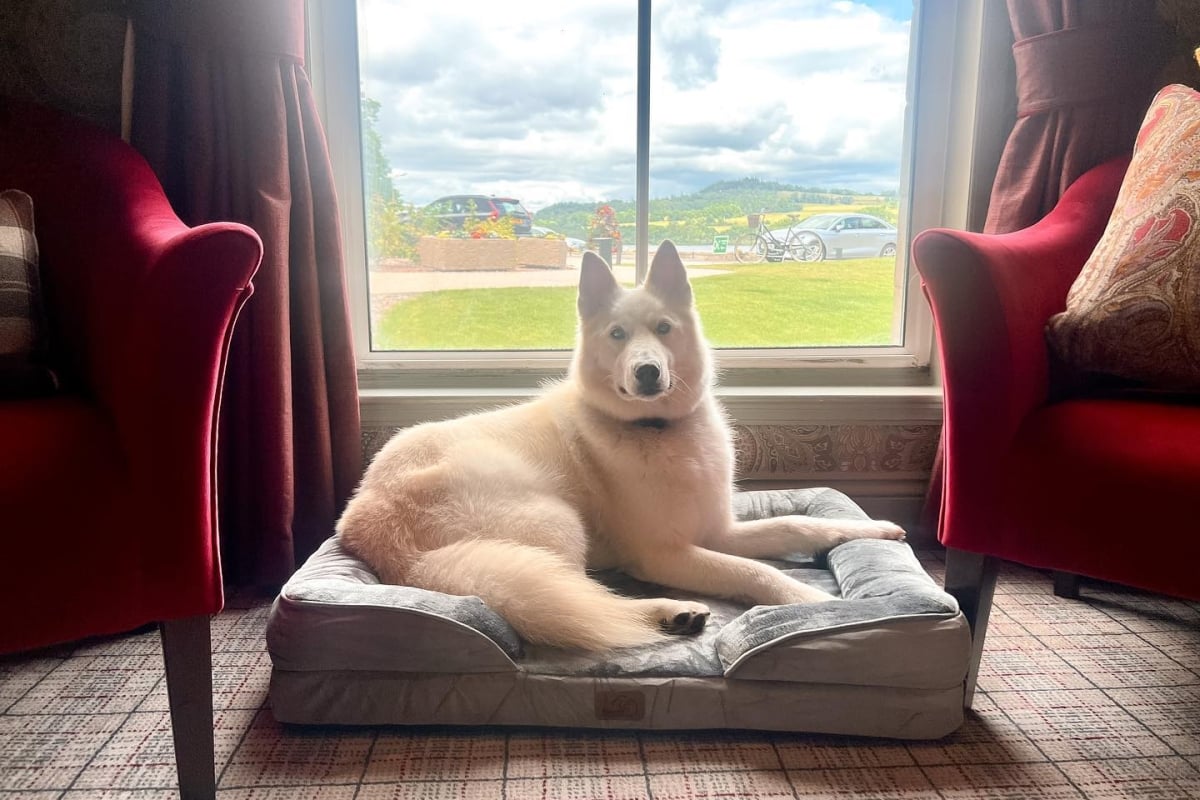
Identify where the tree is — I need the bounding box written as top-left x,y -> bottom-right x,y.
360,95 -> 397,202
360,95 -> 419,261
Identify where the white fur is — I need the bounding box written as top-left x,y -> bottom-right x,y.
337,241 -> 905,651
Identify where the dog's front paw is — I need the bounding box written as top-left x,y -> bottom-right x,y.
830,519 -> 907,544
866,520 -> 906,541
657,601 -> 711,636
810,519 -> 907,566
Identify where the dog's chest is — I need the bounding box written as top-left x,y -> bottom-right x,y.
608,437 -> 713,492
590,414 -> 727,480
578,418 -> 733,558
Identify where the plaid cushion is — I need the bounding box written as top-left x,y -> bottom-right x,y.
0,189 -> 58,398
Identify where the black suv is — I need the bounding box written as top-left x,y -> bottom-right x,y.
424,195 -> 533,235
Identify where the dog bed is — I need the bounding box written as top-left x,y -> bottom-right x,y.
266,488 -> 971,739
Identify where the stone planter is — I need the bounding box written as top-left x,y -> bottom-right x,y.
416,236 -> 569,270
517,237 -> 568,268
417,237 -> 518,271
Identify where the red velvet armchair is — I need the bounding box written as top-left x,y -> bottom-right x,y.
0,100 -> 262,799
914,156 -> 1200,704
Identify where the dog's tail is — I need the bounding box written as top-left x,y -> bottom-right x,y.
408,539 -> 668,651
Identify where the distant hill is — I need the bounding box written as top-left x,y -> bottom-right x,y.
534,178 -> 896,245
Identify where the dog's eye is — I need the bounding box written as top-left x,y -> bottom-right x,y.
656,321 -> 672,335
609,326 -> 626,340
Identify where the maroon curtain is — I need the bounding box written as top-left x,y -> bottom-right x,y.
129,0 -> 362,587
983,0 -> 1163,233
922,0 -> 1165,540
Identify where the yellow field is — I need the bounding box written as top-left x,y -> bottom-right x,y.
711,201 -> 891,234
618,200 -> 895,240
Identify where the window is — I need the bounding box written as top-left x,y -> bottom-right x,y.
309,1 -> 989,378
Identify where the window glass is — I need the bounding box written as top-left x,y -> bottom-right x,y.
650,0 -> 911,349
356,0 -> 910,352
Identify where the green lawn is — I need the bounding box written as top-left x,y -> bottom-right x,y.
374,258 -> 897,350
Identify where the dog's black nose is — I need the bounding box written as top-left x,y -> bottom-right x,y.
635,363 -> 661,393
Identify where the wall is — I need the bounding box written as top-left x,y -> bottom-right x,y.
0,0 -> 126,134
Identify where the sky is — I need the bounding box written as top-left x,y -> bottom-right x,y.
357,0 -> 913,212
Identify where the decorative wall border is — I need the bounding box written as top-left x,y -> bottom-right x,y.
732,423 -> 939,480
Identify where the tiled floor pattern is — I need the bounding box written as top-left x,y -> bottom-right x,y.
1,552 -> 1197,799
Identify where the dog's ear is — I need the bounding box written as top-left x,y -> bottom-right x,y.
578,251 -> 620,318
646,240 -> 693,306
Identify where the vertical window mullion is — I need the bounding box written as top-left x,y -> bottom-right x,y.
635,0 -> 652,285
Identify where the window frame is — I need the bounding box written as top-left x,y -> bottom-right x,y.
308,0 -> 992,394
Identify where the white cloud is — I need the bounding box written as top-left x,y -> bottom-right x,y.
356,0 -> 910,211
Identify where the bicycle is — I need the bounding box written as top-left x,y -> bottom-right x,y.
732,211 -> 819,263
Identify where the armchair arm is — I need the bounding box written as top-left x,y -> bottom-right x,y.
913,157 -> 1127,544
115,224 -> 261,602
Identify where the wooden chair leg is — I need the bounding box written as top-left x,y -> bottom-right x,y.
1053,571 -> 1081,599
943,548 -> 998,710
160,615 -> 215,800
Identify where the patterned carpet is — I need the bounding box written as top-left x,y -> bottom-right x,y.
1,551 -> 1198,799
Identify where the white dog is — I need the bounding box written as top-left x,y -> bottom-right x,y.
337,241 -> 905,651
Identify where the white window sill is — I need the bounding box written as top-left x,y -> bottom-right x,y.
358,383 -> 943,429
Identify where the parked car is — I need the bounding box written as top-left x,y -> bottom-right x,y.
777,213 -> 897,261
530,225 -> 585,250
425,194 -> 533,235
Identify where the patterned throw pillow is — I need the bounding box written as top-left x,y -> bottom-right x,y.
0,189 -> 58,397
1046,84 -> 1200,391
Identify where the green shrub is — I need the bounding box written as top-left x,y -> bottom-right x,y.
366,196 -> 438,262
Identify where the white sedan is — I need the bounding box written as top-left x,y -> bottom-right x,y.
776,213 -> 898,261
